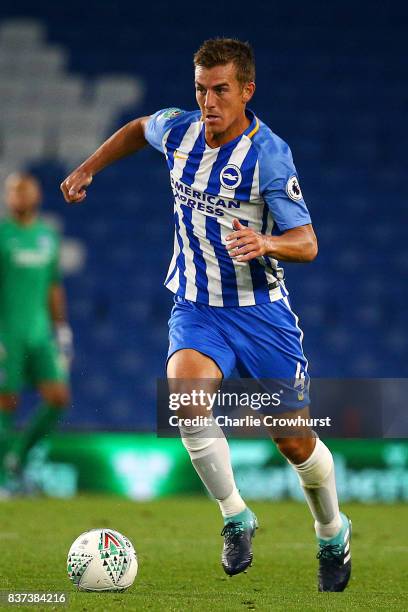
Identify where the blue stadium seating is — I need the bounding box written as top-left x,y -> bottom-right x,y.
1,1 -> 406,429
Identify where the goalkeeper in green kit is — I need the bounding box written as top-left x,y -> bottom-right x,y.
0,173 -> 72,495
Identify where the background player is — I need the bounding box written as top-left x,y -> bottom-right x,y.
61,38 -> 351,591
0,173 -> 72,494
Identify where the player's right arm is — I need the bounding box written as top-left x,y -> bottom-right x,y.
60,116 -> 150,203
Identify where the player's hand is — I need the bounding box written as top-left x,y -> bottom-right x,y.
60,169 -> 93,204
225,219 -> 268,262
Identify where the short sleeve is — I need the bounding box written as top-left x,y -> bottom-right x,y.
145,108 -> 187,153
258,137 -> 311,232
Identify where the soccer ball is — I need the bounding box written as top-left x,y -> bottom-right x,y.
67,528 -> 138,591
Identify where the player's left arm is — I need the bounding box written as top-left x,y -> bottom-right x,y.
227,138 -> 318,263
48,233 -> 73,361
49,283 -> 74,362
226,220 -> 318,263
49,282 -> 68,325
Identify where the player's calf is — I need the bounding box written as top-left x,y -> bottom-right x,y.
281,437 -> 352,591
179,418 -> 259,575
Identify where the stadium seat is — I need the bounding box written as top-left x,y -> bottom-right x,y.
93,75 -> 145,110
2,133 -> 47,163
0,17 -> 45,47
56,132 -> 103,166
20,77 -> 84,106
0,9 -> 405,427
1,108 -> 49,132
0,45 -> 67,77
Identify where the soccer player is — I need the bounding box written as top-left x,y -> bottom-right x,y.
0,173 -> 72,494
60,39 -> 351,591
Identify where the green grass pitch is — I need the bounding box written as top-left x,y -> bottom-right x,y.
0,496 -> 407,611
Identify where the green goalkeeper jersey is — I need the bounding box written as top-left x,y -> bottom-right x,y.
0,218 -> 61,338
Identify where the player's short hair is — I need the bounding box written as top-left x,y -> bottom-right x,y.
5,172 -> 41,191
194,38 -> 255,86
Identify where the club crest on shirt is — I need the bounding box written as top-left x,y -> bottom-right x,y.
220,164 -> 242,190
286,175 -> 303,201
159,108 -> 183,120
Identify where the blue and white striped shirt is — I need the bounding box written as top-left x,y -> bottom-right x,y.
146,107 -> 311,307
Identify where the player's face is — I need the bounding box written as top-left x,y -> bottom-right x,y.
5,175 -> 41,217
195,62 -> 255,143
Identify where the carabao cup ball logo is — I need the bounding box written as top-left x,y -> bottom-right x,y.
220,164 -> 242,190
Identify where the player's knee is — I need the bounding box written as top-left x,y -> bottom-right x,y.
273,436 -> 315,464
0,393 -> 19,411
167,349 -> 222,379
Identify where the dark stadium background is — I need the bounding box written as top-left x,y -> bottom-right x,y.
0,0 -> 407,501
